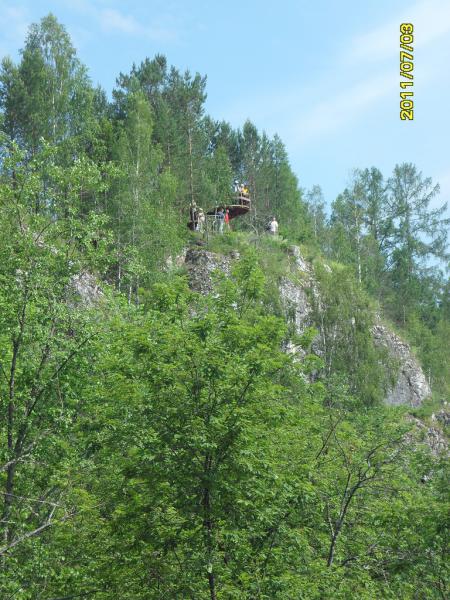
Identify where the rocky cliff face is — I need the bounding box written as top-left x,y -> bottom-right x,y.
278,278 -> 311,335
69,271 -> 104,306
406,415 -> 448,457
183,248 -> 234,295
182,244 -> 431,408
372,324 -> 431,407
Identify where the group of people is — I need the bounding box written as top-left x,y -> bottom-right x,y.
190,182 -> 278,236
189,202 -> 232,234
214,207 -> 230,233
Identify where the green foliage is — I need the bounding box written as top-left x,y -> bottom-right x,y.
0,14 -> 100,161
0,142 -> 110,596
312,262 -> 393,405
404,311 -> 450,402
328,165 -> 449,405
107,89 -> 183,297
0,14 -> 448,600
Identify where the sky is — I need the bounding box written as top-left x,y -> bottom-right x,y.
1,0 -> 450,215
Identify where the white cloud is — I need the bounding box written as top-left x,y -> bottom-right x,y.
283,72 -> 395,148
220,72 -> 396,149
65,1 -> 179,43
99,8 -> 141,34
99,8 -> 177,42
221,0 -> 449,152
277,0 -> 448,147
344,0 -> 450,65
64,0 -> 94,12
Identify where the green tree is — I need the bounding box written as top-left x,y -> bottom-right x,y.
0,15 -> 97,160
386,163 -> 449,323
72,258 -> 320,599
0,142 -> 108,596
109,89 -> 181,298
305,184 -> 328,248
330,185 -> 365,284
311,263 -> 391,405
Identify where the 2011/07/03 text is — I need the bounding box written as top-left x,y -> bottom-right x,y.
400,23 -> 414,120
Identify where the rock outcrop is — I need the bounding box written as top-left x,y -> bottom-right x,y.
372,324 -> 431,407
406,415 -> 448,457
69,272 -> 104,306
184,248 -> 234,295
287,244 -> 312,274
279,277 -> 312,335
183,244 -> 431,407
432,407 -> 450,427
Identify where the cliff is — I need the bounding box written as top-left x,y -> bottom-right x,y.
181,242 -> 431,408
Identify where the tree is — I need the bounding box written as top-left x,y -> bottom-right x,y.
204,144 -> 234,209
71,256 -> 319,599
331,165 -> 449,322
0,143 -> 108,596
331,184 -> 365,284
0,57 -> 24,142
109,89 -> 181,299
386,163 -> 449,322
0,14 -> 97,161
305,184 -> 327,248
311,263 -> 391,405
0,18 -> 448,600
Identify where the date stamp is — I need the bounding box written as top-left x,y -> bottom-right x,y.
400,23 -> 414,120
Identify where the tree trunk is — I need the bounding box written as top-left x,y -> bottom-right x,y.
188,126 -> 195,207
202,454 -> 217,600
3,338 -> 20,544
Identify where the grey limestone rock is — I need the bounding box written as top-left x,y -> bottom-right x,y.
406,415 -> 448,457
279,277 -> 312,336
69,272 -> 104,306
372,324 -> 431,407
184,248 -> 233,295
287,245 -> 311,274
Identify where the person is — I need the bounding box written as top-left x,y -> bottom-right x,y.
197,208 -> 205,232
242,184 -> 249,197
224,208 -> 230,230
268,216 -> 278,235
233,179 -> 240,193
216,207 -> 225,233
190,200 -> 198,229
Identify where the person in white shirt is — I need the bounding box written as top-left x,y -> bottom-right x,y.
269,216 -> 278,235
197,209 -> 205,232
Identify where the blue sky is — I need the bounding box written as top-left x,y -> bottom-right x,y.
1,0 -> 449,215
